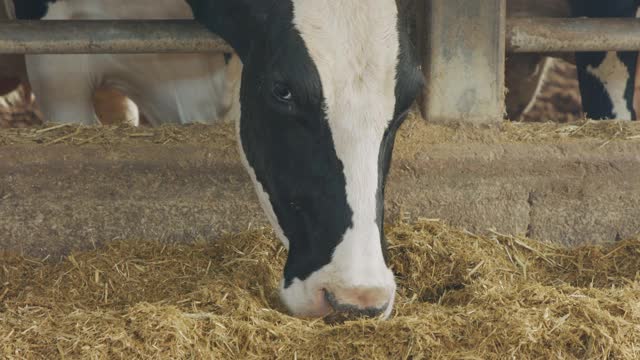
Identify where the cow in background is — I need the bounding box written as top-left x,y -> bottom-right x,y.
507,0 -> 640,121
572,0 -> 639,120
0,1 -> 136,126
5,0 -> 241,126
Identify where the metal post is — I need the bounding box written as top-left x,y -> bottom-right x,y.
421,0 -> 506,125
415,0 -> 427,119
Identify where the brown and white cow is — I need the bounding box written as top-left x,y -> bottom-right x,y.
7,0 -> 241,126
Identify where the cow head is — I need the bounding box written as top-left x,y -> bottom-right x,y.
187,0 -> 423,319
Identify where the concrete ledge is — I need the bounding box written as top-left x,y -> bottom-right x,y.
1,119 -> 639,256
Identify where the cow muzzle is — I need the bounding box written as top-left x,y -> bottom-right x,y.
280,263 -> 396,320
323,286 -> 392,319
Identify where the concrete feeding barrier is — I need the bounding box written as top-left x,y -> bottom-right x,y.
1,117 -> 639,257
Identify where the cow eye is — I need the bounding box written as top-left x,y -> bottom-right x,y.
272,82 -> 293,103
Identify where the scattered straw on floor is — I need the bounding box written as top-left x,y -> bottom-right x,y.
2,112 -> 640,148
1,220 -> 639,359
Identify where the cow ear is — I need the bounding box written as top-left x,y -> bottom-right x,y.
186,0 -> 267,61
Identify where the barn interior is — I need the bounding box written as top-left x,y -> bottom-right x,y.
1,1 -> 640,359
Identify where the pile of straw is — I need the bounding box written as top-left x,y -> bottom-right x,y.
1,220 -> 639,358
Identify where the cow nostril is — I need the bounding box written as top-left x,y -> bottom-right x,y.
322,289 -> 388,321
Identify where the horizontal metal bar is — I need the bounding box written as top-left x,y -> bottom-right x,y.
507,17 -> 640,53
0,18 -> 640,55
0,20 -> 232,54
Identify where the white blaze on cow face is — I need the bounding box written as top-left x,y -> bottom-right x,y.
276,0 -> 400,318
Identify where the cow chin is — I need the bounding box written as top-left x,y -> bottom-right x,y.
279,260 -> 397,320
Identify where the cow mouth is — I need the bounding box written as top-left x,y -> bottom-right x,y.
321,289 -> 389,324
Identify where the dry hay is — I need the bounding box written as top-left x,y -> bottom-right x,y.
1,220 -> 639,359
389,112 -> 640,162
2,111 -> 640,149
0,123 -> 236,147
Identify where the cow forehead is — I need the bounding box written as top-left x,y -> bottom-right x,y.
291,0 -> 400,130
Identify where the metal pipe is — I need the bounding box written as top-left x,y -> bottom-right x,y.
1,18 -> 640,55
508,17 -> 640,53
0,20 -> 232,54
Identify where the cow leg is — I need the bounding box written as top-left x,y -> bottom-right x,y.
25,55 -> 99,125
572,0 -> 638,120
505,54 -> 551,121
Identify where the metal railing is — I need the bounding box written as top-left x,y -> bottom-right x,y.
507,18 -> 640,53
0,20 -> 231,54
1,18 -> 639,55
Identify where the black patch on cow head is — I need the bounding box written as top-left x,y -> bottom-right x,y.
14,0 -> 56,19
187,0 -> 274,61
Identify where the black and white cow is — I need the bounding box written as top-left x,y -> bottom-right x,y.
572,0 -> 639,120
508,0 -> 640,121
186,0 -> 423,319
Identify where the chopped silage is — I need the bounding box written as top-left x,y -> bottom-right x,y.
1,220 -> 639,359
